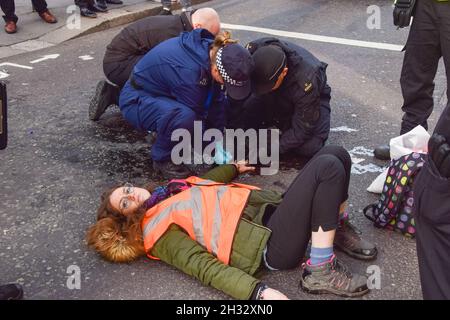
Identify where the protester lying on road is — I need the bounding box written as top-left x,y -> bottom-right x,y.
118,30 -> 254,179
86,146 -> 376,300
89,8 -> 221,121
413,103 -> 450,300
227,37 -> 331,159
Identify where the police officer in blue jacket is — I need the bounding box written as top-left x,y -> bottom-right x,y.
119,29 -> 254,179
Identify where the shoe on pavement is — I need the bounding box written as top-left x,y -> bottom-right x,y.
153,161 -> 191,180
89,4 -> 108,13
39,10 -> 57,23
334,217 -> 378,261
96,0 -> 108,10
300,255 -> 369,298
106,0 -> 124,4
4,21 -> 17,34
0,284 -> 24,300
159,8 -> 172,15
80,7 -> 97,18
89,80 -> 117,121
374,144 -> 390,160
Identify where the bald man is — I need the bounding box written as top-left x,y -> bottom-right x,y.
89,8 -> 221,121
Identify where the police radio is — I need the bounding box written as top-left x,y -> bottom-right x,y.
0,82 -> 7,150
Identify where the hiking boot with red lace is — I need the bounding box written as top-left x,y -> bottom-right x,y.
334,217 -> 378,261
300,255 -> 369,298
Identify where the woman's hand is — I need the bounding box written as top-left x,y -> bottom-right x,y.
233,160 -> 256,174
261,288 -> 289,300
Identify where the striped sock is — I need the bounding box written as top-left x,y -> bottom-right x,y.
309,246 -> 334,266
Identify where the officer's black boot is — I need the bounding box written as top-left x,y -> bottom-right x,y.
0,284 -> 23,300
153,161 -> 191,180
89,80 -> 117,121
374,144 -> 390,160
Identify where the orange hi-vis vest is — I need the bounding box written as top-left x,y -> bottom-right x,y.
141,176 -> 260,265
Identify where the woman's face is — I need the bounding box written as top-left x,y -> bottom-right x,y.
109,184 -> 151,216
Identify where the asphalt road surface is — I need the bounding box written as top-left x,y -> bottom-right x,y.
1,0 -> 448,300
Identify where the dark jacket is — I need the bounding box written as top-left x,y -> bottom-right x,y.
103,13 -> 193,87
119,29 -> 227,131
150,165 -> 283,300
246,37 -> 331,154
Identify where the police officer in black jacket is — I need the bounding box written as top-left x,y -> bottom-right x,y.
413,102 -> 450,300
88,7 -> 221,121
228,37 -> 331,158
375,0 -> 450,160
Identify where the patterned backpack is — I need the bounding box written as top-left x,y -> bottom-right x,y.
363,152 -> 426,238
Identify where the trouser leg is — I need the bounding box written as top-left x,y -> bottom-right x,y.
294,136 -> 325,158
400,0 -> 441,134
32,0 -> 48,13
1,0 -> 18,23
74,0 -> 93,8
413,160 -> 450,300
264,145 -> 351,269
433,2 -> 450,140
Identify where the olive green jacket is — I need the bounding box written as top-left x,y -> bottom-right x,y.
150,165 -> 283,300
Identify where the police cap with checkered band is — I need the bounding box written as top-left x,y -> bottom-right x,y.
215,43 -> 254,100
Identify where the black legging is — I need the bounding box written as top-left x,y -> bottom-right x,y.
264,145 -> 351,270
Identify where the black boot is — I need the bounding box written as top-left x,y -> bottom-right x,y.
96,0 -> 108,10
89,80 -> 119,121
374,144 -> 390,160
106,0 -> 123,4
80,7 -> 97,18
159,8 -> 172,15
0,284 -> 23,300
153,161 -> 191,180
89,3 -> 108,13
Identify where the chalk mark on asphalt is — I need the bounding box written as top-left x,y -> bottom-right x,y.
221,23 -> 404,52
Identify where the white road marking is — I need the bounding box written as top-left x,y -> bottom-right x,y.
352,163 -> 385,175
350,156 -> 365,165
330,126 -> 359,133
221,23 -> 404,52
349,146 -> 374,157
0,71 -> 9,79
78,55 -> 94,61
30,54 -> 60,64
0,62 -> 33,70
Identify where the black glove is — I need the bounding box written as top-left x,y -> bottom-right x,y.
393,0 -> 416,28
428,134 -> 450,178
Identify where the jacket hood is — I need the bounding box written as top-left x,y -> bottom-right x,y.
178,28 -> 215,70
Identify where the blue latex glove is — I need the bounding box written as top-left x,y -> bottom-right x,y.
214,141 -> 233,164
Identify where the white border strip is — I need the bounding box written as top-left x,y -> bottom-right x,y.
221,23 -> 404,52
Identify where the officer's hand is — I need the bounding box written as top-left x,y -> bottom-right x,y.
428,134 -> 450,178
233,160 -> 256,174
